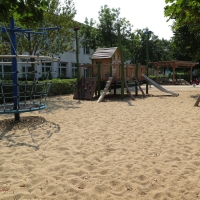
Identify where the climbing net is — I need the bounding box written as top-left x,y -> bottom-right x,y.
0,54 -> 59,113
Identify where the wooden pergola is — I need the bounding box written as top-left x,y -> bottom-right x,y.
150,60 -> 199,84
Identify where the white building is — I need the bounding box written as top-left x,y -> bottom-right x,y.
58,43 -> 93,78
0,40 -> 93,80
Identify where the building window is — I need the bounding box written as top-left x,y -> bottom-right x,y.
71,41 -> 81,54
58,62 -> 68,78
42,63 -> 52,78
83,46 -> 90,54
3,65 -> 12,79
22,66 -> 31,79
72,63 -> 78,78
0,65 -> 2,78
83,68 -> 87,77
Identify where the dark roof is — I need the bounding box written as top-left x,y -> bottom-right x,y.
90,47 -> 118,59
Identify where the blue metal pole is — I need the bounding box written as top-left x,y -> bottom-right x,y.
10,17 -> 19,120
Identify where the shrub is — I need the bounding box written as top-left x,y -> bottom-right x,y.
49,78 -> 77,95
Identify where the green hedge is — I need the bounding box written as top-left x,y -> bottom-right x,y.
49,78 -> 77,95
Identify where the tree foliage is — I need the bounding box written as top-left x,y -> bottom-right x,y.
165,0 -> 200,31
79,5 -> 132,51
0,0 -> 77,56
80,5 -> 173,64
97,5 -> 132,48
164,0 -> 200,60
124,28 -> 173,65
0,0 -> 48,26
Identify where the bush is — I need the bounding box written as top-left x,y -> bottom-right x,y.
49,78 -> 77,95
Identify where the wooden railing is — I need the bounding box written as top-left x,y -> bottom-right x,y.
81,63 -> 146,81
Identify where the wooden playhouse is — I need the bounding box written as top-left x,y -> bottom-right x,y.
73,47 -> 146,100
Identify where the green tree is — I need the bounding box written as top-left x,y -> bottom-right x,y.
79,4 -> 174,65
0,0 -> 48,25
165,0 -> 200,31
164,0 -> 200,60
79,18 -> 99,51
126,28 -> 173,65
0,0 -> 50,55
79,5 -> 132,52
0,0 -> 77,81
0,0 -> 77,56
98,5 -> 132,48
18,0 -> 77,56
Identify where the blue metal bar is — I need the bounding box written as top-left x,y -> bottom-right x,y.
14,27 -> 22,31
10,17 -> 19,120
0,27 -> 11,32
22,31 -> 46,34
0,104 -> 46,114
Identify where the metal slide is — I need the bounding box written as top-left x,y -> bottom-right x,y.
141,74 -> 179,96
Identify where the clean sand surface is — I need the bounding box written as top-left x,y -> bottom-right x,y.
0,85 -> 200,199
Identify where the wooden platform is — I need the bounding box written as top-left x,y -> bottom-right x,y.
73,77 -> 97,100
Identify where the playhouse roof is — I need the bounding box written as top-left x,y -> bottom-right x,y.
90,47 -> 118,60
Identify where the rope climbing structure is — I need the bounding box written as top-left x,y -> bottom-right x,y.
0,17 -> 59,120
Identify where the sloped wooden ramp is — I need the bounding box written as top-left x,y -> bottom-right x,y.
97,77 -> 113,102
194,95 -> 200,106
125,78 -> 135,100
73,77 -> 97,100
134,78 -> 146,98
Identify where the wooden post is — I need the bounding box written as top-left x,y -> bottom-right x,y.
146,31 -> 151,94
156,66 -> 158,82
74,27 -> 80,86
117,22 -> 124,100
97,61 -> 101,97
190,66 -> 193,82
109,58 -> 112,92
135,61 -> 138,96
173,66 -> 175,84
114,81 -> 116,95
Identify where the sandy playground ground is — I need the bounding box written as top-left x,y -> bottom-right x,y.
0,85 -> 200,200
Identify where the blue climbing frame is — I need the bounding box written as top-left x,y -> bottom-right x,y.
0,17 -> 59,120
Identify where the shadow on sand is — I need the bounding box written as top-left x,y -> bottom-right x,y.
0,116 -> 60,150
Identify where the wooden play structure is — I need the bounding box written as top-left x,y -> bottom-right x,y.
150,60 -> 199,84
73,47 -> 146,101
